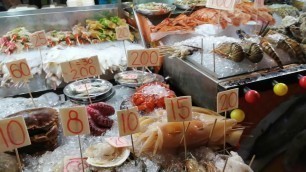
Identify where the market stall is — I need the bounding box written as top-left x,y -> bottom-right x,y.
0,0 -> 306,172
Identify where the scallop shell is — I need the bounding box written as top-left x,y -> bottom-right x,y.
85,142 -> 130,168
213,42 -> 244,62
242,42 -> 263,63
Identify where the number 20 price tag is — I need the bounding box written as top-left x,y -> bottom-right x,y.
115,26 -> 130,40
165,96 -> 192,122
127,48 -> 160,67
206,0 -> 236,11
30,30 -> 48,48
117,107 -> 140,137
59,106 -> 90,136
6,59 -> 33,83
0,116 -> 31,152
217,88 -> 239,113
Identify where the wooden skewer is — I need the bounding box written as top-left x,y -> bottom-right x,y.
179,122 -> 191,144
207,119 -> 217,146
222,158 -> 228,172
249,155 -> 256,167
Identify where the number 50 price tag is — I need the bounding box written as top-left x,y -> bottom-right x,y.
6,59 -> 33,83
117,107 -> 140,136
165,96 -> 192,122
0,116 -> 31,152
217,88 -> 239,113
59,106 -> 90,136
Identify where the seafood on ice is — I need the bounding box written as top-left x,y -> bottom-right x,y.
213,42 -> 245,62
214,151 -> 253,172
133,109 -> 244,155
85,142 -> 130,167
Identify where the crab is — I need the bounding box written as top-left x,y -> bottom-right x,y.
7,108 -> 59,155
131,82 -> 176,113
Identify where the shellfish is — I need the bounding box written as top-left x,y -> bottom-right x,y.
260,39 -> 284,69
213,42 -> 244,62
241,42 -> 264,63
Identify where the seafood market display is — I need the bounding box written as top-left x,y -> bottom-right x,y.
174,0 -> 207,9
114,70 -> 157,87
135,2 -> 175,16
131,82 -> 176,113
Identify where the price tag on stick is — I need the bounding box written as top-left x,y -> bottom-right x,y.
127,48 -> 160,67
254,0 -> 264,8
115,26 -> 130,40
60,56 -> 102,83
64,156 -> 89,172
206,0 -> 236,11
217,88 -> 239,113
59,106 -> 90,136
106,137 -> 131,148
165,96 -> 192,122
6,59 -> 33,83
0,116 -> 31,152
30,30 -> 48,48
117,107 -> 140,136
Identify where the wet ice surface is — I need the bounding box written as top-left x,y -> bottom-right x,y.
164,35 -> 298,79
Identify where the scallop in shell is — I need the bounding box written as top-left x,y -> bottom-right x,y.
85,142 -> 130,168
242,42 -> 263,63
213,42 -> 244,62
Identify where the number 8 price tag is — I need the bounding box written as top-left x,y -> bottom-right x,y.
0,116 -> 31,152
165,96 -> 192,122
117,107 -> 140,136
6,59 -> 33,83
217,88 -> 239,113
59,106 -> 90,136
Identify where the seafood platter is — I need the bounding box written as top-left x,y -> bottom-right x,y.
0,0 -> 305,172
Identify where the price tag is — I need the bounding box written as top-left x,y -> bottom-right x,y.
30,30 -> 48,48
5,59 -> 33,83
59,106 -> 90,136
60,56 -> 102,83
117,107 -> 140,136
206,0 -> 236,11
106,137 -> 131,148
127,48 -> 160,67
64,156 -> 89,172
115,26 -> 130,40
165,96 -> 192,122
217,88 -> 239,113
0,116 -> 31,152
254,0 -> 264,8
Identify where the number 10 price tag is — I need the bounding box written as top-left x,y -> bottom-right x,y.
59,106 -> 90,136
117,107 -> 140,136
0,116 -> 31,152
165,96 -> 192,122
217,88 -> 239,113
6,59 -> 33,83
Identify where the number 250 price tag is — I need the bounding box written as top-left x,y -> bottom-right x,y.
117,107 -> 140,136
127,48 -> 160,67
30,30 -> 48,48
217,88 -> 239,113
6,59 -> 33,83
115,26 -> 130,40
165,96 -> 192,122
0,116 -> 31,152
206,0 -> 236,11
59,106 -> 90,136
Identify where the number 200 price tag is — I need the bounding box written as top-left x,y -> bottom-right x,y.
217,88 -> 239,113
117,107 -> 140,137
127,48 -> 160,67
206,0 -> 236,11
0,116 -> 31,152
59,106 -> 90,136
165,96 -> 192,122
6,59 -> 33,83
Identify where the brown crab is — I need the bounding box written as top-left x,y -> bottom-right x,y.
7,108 -> 59,155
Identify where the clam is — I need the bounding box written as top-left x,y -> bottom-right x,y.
85,142 -> 130,168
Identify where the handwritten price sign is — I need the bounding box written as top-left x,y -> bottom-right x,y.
64,156 -> 89,172
117,107 -> 140,136
206,0 -> 236,11
127,48 -> 160,67
6,59 -> 33,83
0,116 -> 31,152
60,56 -> 102,83
165,96 -> 192,122
254,0 -> 264,8
115,26 -> 130,40
59,106 -> 90,136
106,137 -> 131,148
217,88 -> 239,113
30,30 -> 48,48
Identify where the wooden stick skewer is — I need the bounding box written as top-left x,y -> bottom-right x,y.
26,82 -> 36,107
222,158 -> 228,172
15,148 -> 23,172
207,119 -> 217,146
249,155 -> 256,167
